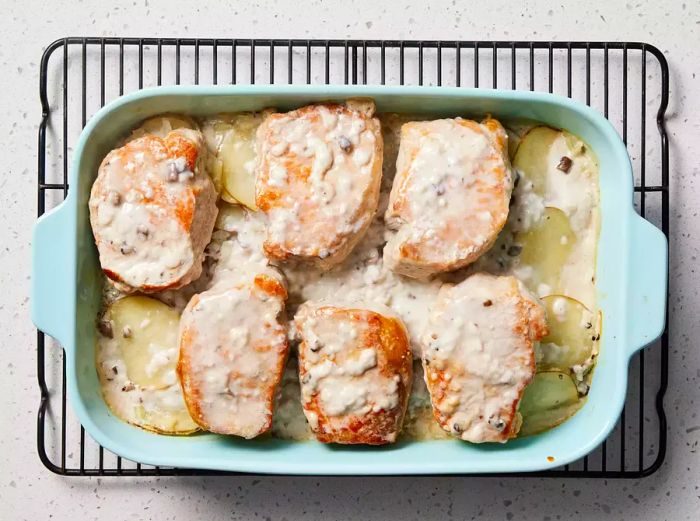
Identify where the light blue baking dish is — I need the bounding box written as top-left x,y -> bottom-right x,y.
31,85 -> 667,474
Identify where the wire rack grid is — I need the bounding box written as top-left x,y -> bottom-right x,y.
37,38 -> 669,478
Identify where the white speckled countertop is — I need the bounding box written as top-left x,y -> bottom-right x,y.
1,0 -> 698,519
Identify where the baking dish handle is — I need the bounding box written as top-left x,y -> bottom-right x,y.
626,215 -> 668,354
31,201 -> 74,349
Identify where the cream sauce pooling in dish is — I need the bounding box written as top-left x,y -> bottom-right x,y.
90,129 -> 217,292
297,308 -> 399,419
383,118 -> 513,278
255,102 -> 382,266
178,268 -> 289,438
98,112 -> 600,442
283,217 -> 442,358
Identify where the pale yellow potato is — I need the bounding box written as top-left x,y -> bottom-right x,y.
202,113 -> 266,209
128,114 -> 199,141
518,371 -> 582,437
512,124 -> 597,229
109,296 -> 180,388
516,207 -> 575,295
505,120 -> 536,160
538,295 -> 596,371
512,126 -> 560,195
96,296 -> 198,435
207,153 -> 226,196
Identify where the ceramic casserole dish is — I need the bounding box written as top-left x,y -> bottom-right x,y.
31,84 -> 667,474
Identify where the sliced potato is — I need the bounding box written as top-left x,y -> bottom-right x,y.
538,295 -> 595,371
107,296 -> 180,389
97,296 -> 198,435
220,131 -> 257,208
512,126 -> 560,195
129,114 -> 198,141
519,401 -> 583,438
206,154 -> 225,195
505,120 -> 536,160
133,394 -> 199,435
564,131 -> 588,156
518,371 -> 583,437
520,372 -> 579,412
220,188 -> 240,205
515,207 -> 575,294
506,129 -> 521,160
202,113 -> 265,210
512,125 -> 596,227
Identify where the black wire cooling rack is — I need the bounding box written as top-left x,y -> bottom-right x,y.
37,38 -> 669,478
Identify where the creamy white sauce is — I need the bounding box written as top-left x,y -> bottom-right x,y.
283,218 -> 441,357
509,178 -> 546,233
383,118 -> 512,278
295,302 -> 406,442
542,138 -> 598,233
550,297 -> 567,320
255,103 -> 381,265
178,269 -> 288,438
271,357 -> 313,440
145,346 -> 178,380
421,274 -> 542,443
97,112 -> 600,442
89,128 -> 217,292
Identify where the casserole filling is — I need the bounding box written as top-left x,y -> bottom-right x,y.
95,110 -> 600,442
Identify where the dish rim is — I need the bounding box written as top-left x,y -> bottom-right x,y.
31,84 -> 668,474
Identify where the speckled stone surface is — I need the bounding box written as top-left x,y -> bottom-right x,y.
1,0 -> 699,519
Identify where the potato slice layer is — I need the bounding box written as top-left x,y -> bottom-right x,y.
515,207 -> 575,295
202,113 -> 264,209
518,371 -> 583,437
97,296 -> 198,435
107,296 -> 181,388
538,295 -> 596,371
512,126 -> 560,195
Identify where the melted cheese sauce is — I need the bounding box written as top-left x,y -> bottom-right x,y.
97,112 -> 600,442
178,270 -> 288,438
90,129 -> 215,291
384,118 -> 512,276
421,275 -> 543,442
255,104 -> 381,264
296,305 -> 399,418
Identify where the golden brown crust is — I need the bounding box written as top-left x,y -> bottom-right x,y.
177,275 -> 289,437
384,117 -> 512,279
255,102 -> 383,270
296,305 -> 412,445
90,128 -> 217,293
422,274 -> 548,442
